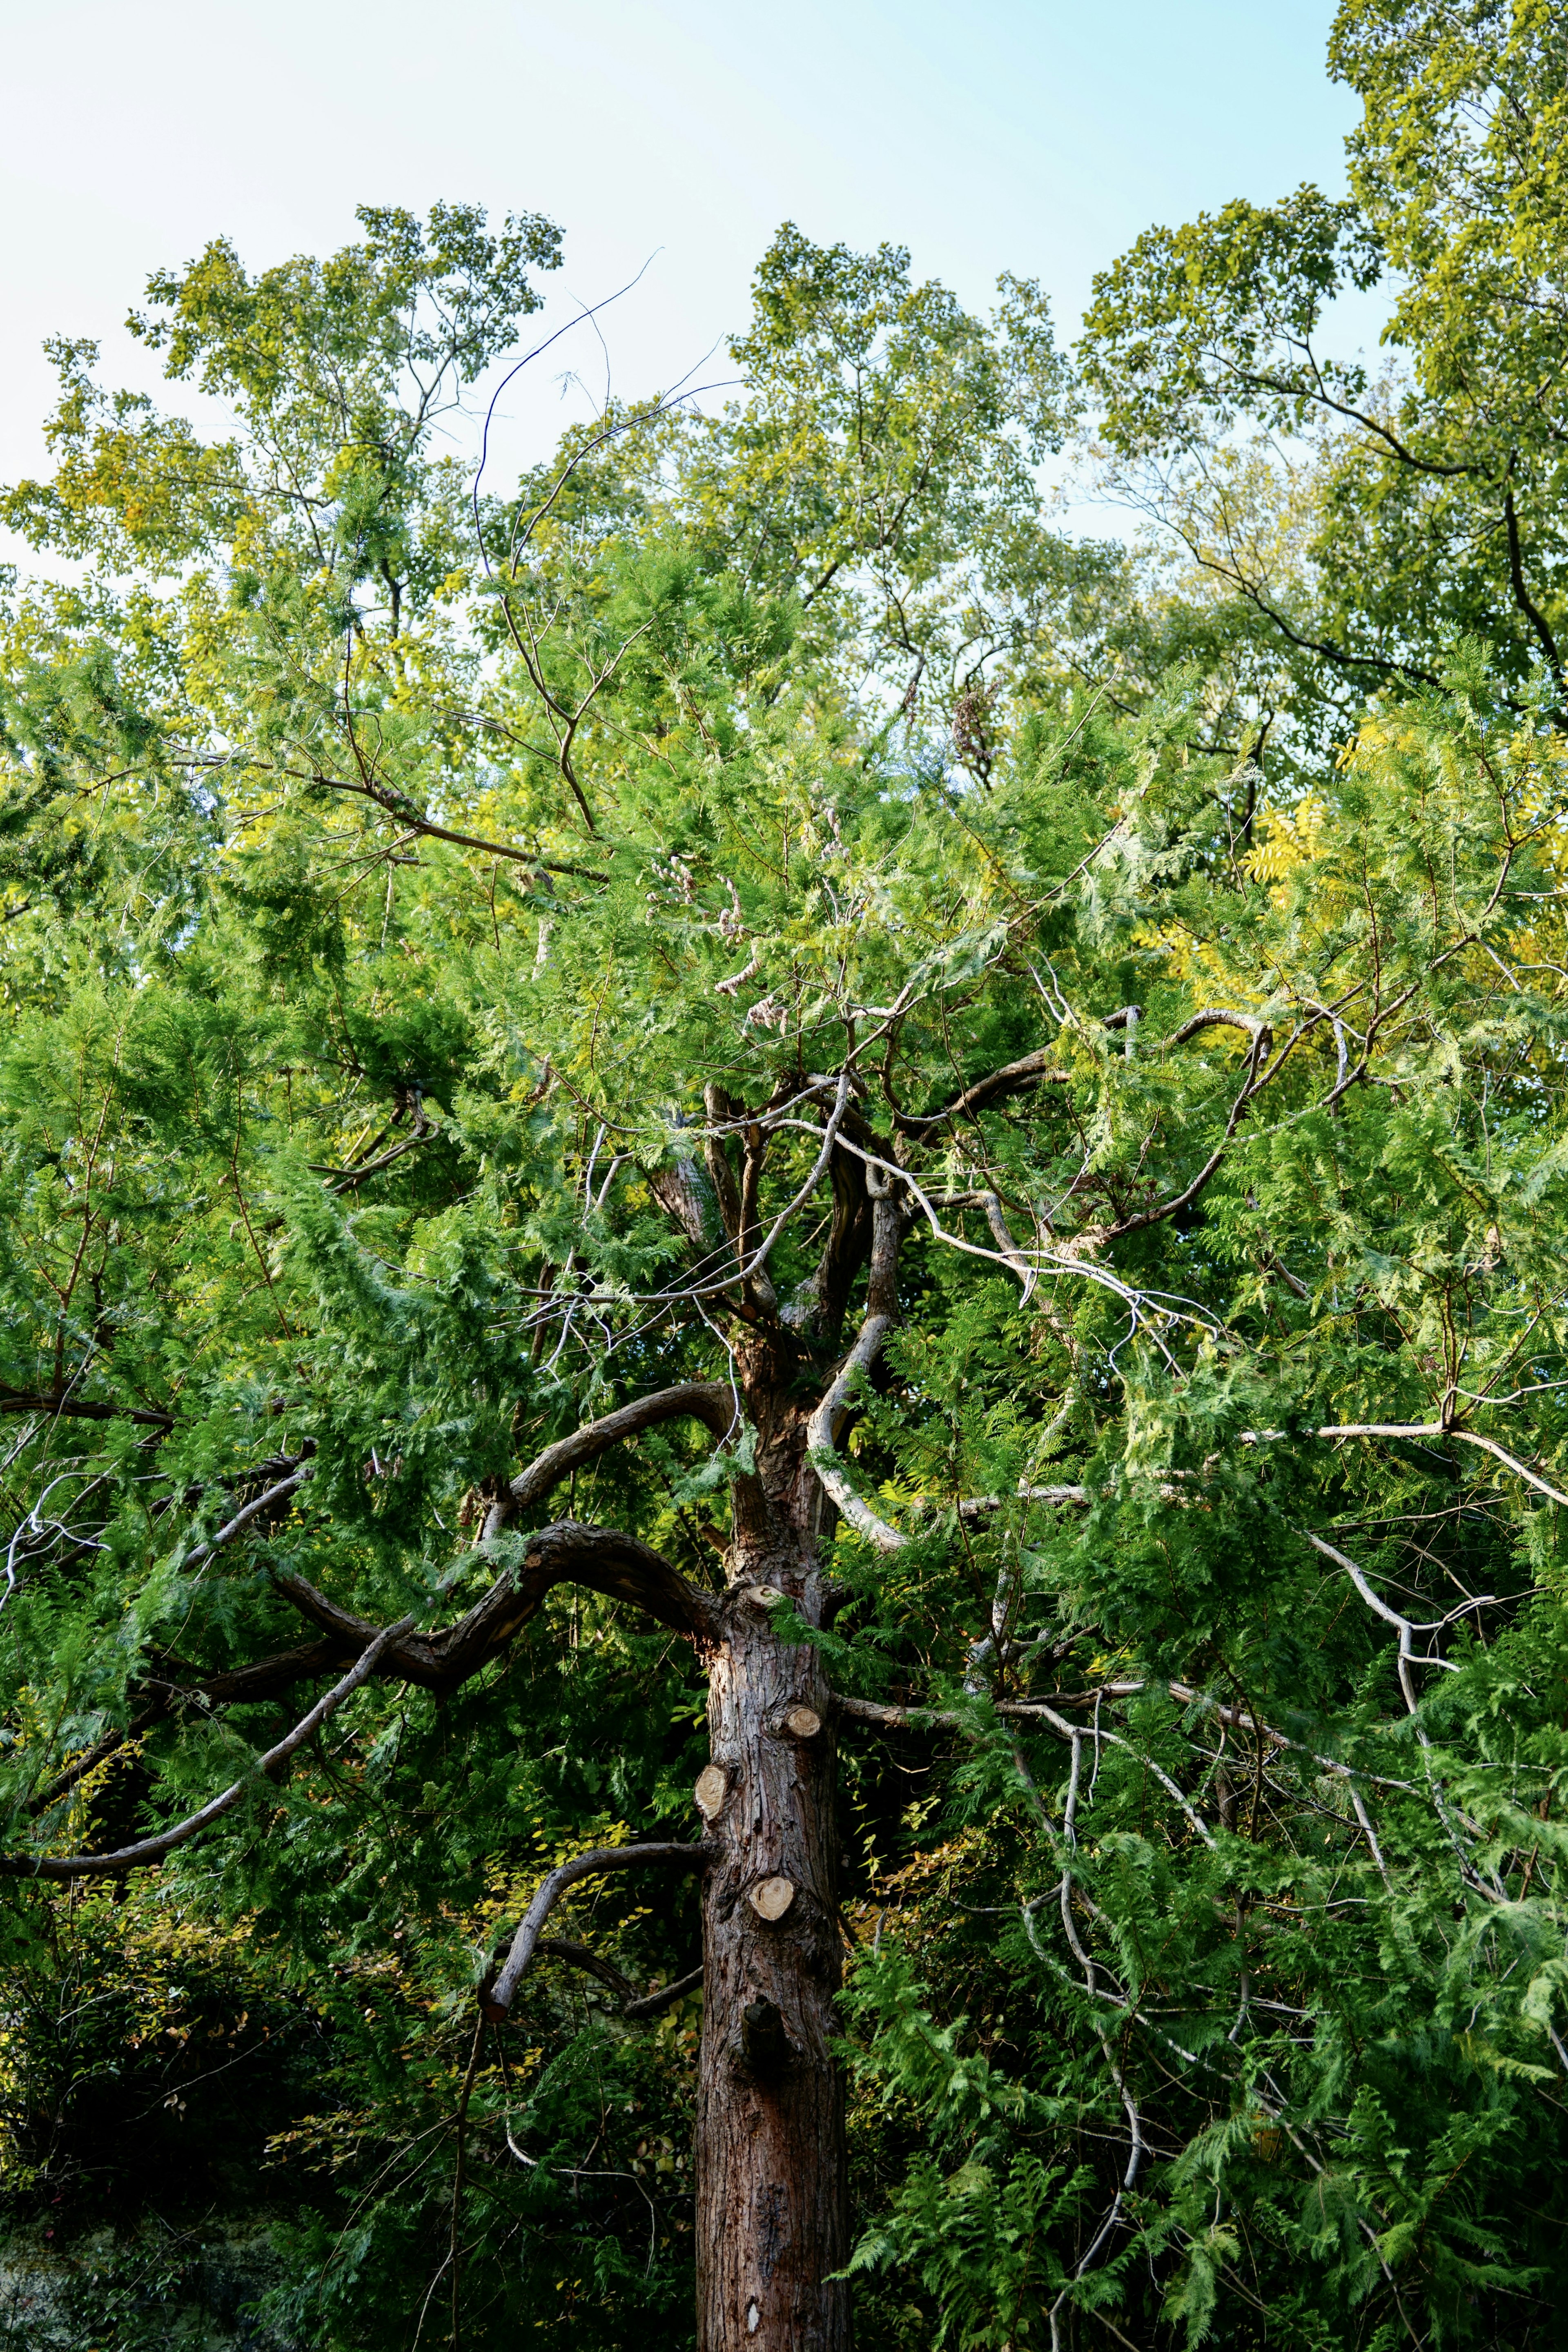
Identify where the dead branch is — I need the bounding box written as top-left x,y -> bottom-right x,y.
486,1842 -> 710,2018
805,1174 -> 906,1550
3,1616 -> 414,1878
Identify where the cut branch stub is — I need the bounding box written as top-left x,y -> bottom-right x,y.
694,1763 -> 729,1820
746,1584 -> 786,1609
748,1874 -> 797,1922
783,1705 -> 822,1740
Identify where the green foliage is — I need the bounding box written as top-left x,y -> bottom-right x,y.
1078,0 -> 1568,764
0,99 -> 1566,2352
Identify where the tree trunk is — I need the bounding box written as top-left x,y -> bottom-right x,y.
694,1469 -> 850,2349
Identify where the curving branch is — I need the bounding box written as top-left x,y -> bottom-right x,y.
39,1400 -> 732,1808
486,1380 -> 738,1539
895,1004 -> 1205,1138
1165,1006 -> 1270,1049
896,1047 -> 1071,1134
276,1519 -> 721,1691
485,1842 -> 710,2019
805,1174 -> 906,1550
3,1617 -> 414,1879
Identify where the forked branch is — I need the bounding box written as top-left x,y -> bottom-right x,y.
485,1842 -> 710,2018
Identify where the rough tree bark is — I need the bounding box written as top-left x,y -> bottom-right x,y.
684,1110 -> 893,2350
694,1345 -> 851,2352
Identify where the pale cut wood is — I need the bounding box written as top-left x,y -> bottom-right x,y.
747,1583 -> 785,1607
694,1763 -> 728,1818
748,1874 -> 797,1921
784,1705 -> 822,1740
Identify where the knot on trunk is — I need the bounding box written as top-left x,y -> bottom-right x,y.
733,1995 -> 798,2079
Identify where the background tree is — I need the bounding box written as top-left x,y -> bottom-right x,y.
0,183 -> 1567,2352
1077,0 -> 1568,771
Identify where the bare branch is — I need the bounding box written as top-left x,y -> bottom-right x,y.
486,1843 -> 710,2018
805,1175 -> 906,1550
1102,1020 -> 1274,1242
3,1617 -> 414,1879
286,763 -> 606,877
490,1382 -> 738,1537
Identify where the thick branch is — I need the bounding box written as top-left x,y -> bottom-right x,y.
489,1381 -> 737,1538
44,1405 -> 728,1799
624,1964 -> 705,2018
702,1084 -> 746,1245
276,1518 -> 721,1690
0,1390 -> 175,1428
647,1158 -> 718,1255
800,1130 -> 873,1345
486,1842 -> 710,2018
1503,486 -> 1564,686
37,1518 -> 717,1825
897,1047 -> 1071,1133
1165,1007 -> 1271,1049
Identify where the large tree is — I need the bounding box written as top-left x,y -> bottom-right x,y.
2,203 -> 1568,2352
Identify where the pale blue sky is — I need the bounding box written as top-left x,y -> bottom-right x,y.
0,0 -> 1365,538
